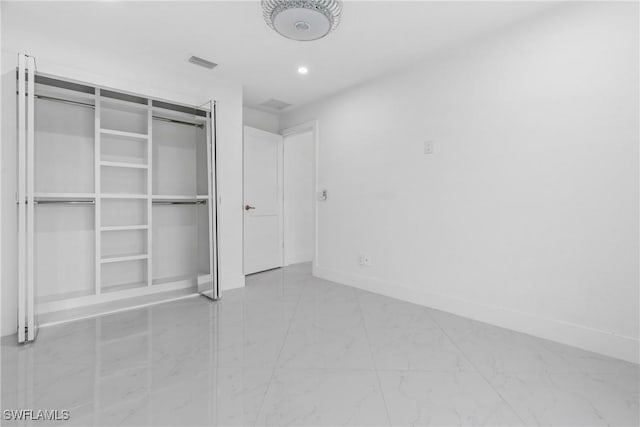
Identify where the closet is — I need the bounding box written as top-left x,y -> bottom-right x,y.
16,54 -> 219,343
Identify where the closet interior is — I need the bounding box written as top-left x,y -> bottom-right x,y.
17,56 -> 219,342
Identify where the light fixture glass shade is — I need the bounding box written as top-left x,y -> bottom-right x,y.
262,0 -> 343,41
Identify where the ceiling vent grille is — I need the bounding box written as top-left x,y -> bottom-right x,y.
188,56 -> 217,69
260,98 -> 292,111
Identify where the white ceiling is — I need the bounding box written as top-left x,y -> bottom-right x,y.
3,1 -> 557,111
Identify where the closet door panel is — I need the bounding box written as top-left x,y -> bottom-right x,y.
35,204 -> 95,302
195,126 -> 209,196
196,203 -> 211,276
35,99 -> 94,194
152,120 -> 197,196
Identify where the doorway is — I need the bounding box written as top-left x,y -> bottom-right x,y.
283,129 -> 314,266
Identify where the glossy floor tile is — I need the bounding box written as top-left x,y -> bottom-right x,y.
1,262 -> 638,426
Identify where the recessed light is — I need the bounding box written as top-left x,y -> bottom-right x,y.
298,66 -> 309,75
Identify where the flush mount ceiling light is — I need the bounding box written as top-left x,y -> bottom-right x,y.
297,66 -> 309,75
262,0 -> 343,41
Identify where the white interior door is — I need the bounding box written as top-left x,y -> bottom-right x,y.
243,126 -> 283,275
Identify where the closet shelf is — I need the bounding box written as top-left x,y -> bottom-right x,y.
100,128 -> 149,140
101,225 -> 149,232
100,161 -> 149,169
152,195 -> 208,205
101,193 -> 148,199
152,195 -> 199,200
100,254 -> 149,264
100,96 -> 149,112
34,192 -> 96,199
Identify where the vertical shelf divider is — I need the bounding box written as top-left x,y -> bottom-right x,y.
147,99 -> 153,287
95,89 -> 102,295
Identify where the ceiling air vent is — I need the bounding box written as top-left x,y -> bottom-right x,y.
260,98 -> 292,111
188,56 -> 217,69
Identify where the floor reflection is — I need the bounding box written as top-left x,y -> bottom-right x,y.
2,297 -> 225,426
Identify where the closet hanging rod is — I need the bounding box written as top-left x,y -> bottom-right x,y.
34,200 -> 95,205
152,116 -> 204,129
35,94 -> 94,109
152,200 -> 207,205
33,94 -> 204,128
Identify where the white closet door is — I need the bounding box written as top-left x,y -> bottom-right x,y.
17,54 -> 38,343
17,54 -> 27,343
198,107 -> 218,299
243,126 -> 283,275
26,55 -> 36,341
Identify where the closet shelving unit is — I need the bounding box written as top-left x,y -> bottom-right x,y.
16,56 -> 219,342
96,89 -> 153,298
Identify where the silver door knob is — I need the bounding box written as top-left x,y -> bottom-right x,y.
245,205 -> 255,211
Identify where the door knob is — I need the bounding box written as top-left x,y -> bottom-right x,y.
245,205 -> 256,211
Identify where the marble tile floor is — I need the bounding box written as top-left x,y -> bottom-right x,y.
1,263 -> 638,426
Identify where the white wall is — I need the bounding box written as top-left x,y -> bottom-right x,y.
243,107 -> 280,134
283,130 -> 314,265
280,2 -> 639,363
1,10 -> 245,336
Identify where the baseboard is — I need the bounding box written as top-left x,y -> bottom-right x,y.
315,267 -> 639,365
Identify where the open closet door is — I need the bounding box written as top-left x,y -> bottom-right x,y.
197,101 -> 219,300
17,54 -> 38,343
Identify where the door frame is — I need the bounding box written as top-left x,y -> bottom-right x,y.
281,120 -> 319,273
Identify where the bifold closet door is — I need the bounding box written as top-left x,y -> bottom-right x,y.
17,54 -> 37,343
198,107 -> 218,300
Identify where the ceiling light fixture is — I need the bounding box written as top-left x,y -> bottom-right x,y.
297,66 -> 309,75
262,0 -> 343,41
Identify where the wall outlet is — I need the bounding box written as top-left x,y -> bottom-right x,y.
424,140 -> 434,154
359,255 -> 372,266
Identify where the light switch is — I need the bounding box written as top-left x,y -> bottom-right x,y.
359,255 -> 371,266
424,141 -> 434,155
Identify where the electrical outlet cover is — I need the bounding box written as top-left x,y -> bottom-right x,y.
424,141 -> 434,154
